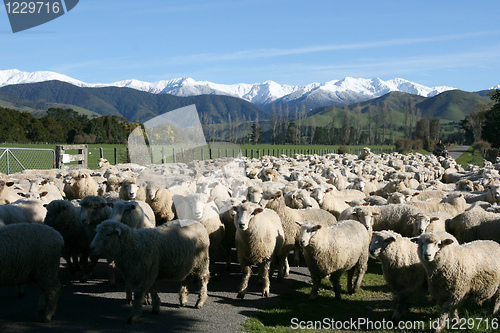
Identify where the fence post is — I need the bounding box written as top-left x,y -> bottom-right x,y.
162,147 -> 166,164
99,147 -> 104,158
172,148 -> 176,163
114,148 -> 118,165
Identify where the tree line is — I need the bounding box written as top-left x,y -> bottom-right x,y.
461,89 -> 500,148
0,107 -> 139,144
244,100 -> 440,149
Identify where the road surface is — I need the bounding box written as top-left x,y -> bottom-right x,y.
447,145 -> 469,160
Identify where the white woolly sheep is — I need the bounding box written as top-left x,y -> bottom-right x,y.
98,158 -> 111,168
234,202 -> 284,298
413,231 -> 500,333
284,188 -> 319,209
369,230 -> 427,322
410,212 -> 451,236
0,179 -> 17,204
297,220 -> 370,300
246,184 -> 264,203
260,188 -> 337,280
119,178 -> 146,201
145,181 -> 175,225
0,223 -> 63,322
43,200 -> 91,275
65,171 -> 99,199
0,198 -> 47,224
462,183 -> 500,205
110,200 -> 155,229
358,147 -> 372,160
353,204 -> 420,237
176,193 -> 225,276
447,209 -> 500,244
89,219 -> 210,324
407,192 -> 468,217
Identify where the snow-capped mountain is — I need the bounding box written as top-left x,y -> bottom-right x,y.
0,69 -> 457,110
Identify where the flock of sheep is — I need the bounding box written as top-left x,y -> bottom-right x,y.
2,148 -> 500,331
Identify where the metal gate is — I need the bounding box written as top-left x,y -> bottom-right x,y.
0,148 -> 55,175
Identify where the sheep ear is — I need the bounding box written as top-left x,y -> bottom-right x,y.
7,181 -> 15,187
431,217 -> 440,221
410,237 -> 420,244
326,188 -> 332,193
295,221 -> 303,227
373,212 -> 380,216
384,236 -> 396,245
253,207 -> 264,214
313,225 -> 322,231
40,191 -> 49,198
18,192 -> 26,197
41,180 -> 49,185
43,203 -> 48,208
115,226 -> 122,236
363,202 -> 370,206
442,238 -> 454,246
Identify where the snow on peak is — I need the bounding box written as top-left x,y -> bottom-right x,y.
0,69 -> 461,108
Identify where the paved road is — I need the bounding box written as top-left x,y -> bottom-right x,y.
0,253 -> 311,333
447,145 -> 469,160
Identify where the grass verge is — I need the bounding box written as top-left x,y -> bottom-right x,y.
242,258 -> 500,332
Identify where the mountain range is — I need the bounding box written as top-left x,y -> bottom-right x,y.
0,69 -> 460,111
0,69 -> 496,127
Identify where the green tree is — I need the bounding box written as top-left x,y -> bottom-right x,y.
482,89 -> 500,148
248,121 -> 262,145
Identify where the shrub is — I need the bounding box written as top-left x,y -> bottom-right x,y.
337,145 -> 348,154
472,140 -> 491,157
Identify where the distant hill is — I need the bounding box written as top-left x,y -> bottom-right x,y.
307,90 -> 491,123
0,80 -> 268,123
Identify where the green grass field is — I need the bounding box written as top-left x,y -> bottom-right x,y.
1,143 -> 396,173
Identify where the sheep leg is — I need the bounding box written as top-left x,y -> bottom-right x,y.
128,288 -> 147,324
81,255 -> 100,282
195,271 -> 209,308
309,273 -> 322,301
149,284 -> 161,314
276,247 -> 291,281
258,261 -> 271,297
38,280 -> 60,323
293,248 -> 301,266
330,270 -> 344,300
179,275 -> 193,306
349,260 -> 367,294
435,297 -> 462,333
237,264 -> 252,299
492,288 -> 500,315
392,293 -> 409,323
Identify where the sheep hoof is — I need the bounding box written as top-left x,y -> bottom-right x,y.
237,292 -> 245,299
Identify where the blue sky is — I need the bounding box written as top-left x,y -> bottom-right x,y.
1,0 -> 499,91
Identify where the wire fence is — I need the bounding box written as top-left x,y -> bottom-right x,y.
0,148 -> 55,175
